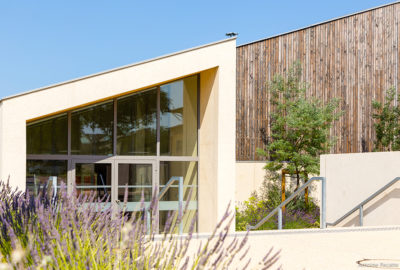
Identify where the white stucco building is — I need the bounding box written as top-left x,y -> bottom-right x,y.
0,38 -> 237,233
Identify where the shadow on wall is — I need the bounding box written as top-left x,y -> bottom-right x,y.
342,187 -> 400,227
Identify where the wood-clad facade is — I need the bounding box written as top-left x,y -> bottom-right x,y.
236,2 -> 400,161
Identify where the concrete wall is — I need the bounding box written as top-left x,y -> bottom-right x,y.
188,226 -> 400,270
235,162 -> 266,202
0,102 -> 2,181
0,38 -> 236,233
321,152 -> 400,226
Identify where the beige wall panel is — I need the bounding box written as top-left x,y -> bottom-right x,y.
0,103 -> 2,181
321,152 -> 400,226
199,68 -> 219,232
186,226 -> 400,270
235,162 -> 266,202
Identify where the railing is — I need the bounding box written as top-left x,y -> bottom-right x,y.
146,176 -> 184,234
34,176 -> 59,199
247,176 -> 326,230
47,174 -> 185,234
327,176 -> 400,227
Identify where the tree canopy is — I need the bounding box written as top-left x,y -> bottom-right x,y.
257,63 -> 341,188
372,88 -> 400,151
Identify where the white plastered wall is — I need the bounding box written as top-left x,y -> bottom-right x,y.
186,226 -> 400,270
235,162 -> 266,202
320,152 -> 400,226
0,38 -> 236,233
0,102 -> 3,181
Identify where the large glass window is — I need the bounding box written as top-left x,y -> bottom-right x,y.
160,76 -> 198,156
71,102 -> 114,155
117,88 -> 157,155
159,161 -> 197,233
27,114 -> 68,155
159,161 -> 197,202
26,75 -> 199,232
26,160 -> 67,196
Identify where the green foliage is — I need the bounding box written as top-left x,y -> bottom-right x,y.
257,63 -> 341,184
236,181 -> 320,231
372,87 -> 400,151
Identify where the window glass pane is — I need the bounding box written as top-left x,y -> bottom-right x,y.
117,88 -> 157,155
71,102 -> 113,155
118,164 -> 152,202
160,76 -> 198,156
159,161 -> 197,201
159,161 -> 197,233
26,160 -> 67,196
75,163 -> 111,200
159,210 -> 197,234
27,114 -> 68,155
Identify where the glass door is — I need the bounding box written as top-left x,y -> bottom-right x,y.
71,159 -> 113,208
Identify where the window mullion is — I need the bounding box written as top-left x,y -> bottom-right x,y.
113,99 -> 117,156
157,86 -> 160,157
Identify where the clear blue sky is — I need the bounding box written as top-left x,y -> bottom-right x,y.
0,0 -> 395,98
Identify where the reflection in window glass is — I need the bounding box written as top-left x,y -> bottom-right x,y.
160,76 -> 198,156
118,164 -> 152,202
27,114 -> 68,155
159,161 -> 197,201
117,88 -> 157,155
26,160 -> 67,196
159,161 -> 197,233
71,102 -> 114,155
75,163 -> 112,200
159,210 -> 197,234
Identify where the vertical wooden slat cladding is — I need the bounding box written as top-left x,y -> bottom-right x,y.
236,2 -> 400,161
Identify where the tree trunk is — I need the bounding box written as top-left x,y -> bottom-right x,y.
281,170 -> 286,212
295,171 -> 300,191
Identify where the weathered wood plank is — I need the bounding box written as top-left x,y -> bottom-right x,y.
236,2 -> 400,160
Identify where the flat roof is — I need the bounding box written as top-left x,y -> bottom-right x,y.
0,37 -> 236,103
237,1 -> 400,47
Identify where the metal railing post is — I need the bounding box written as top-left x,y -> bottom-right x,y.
178,176 -> 183,235
52,176 -> 57,196
157,176 -> 184,235
278,207 -> 283,230
146,210 -> 151,234
359,205 -> 363,226
321,177 -> 326,229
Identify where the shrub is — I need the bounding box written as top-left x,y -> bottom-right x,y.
236,180 -> 320,231
0,180 -> 279,269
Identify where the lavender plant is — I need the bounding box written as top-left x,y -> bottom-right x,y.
0,180 -> 279,269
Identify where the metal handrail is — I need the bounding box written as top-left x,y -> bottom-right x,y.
158,177 -> 183,201
146,176 -> 184,234
327,176 -> 400,227
247,176 -> 326,230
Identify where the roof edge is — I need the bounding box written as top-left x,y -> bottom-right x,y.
1,37 -> 236,102
237,1 -> 400,47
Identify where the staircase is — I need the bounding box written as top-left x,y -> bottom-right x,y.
247,176 -> 400,230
